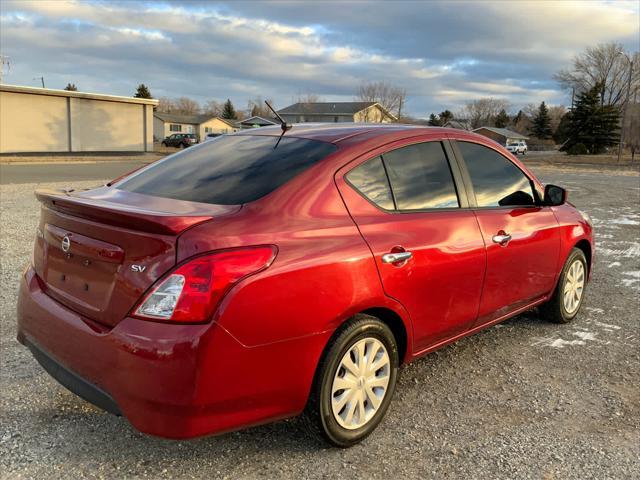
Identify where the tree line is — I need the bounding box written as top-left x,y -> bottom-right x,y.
426,43 -> 638,158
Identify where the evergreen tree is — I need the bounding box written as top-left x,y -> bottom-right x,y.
439,110 -> 453,124
134,83 -> 152,99
532,101 -> 553,139
553,112 -> 572,144
64,83 -> 77,91
428,113 -> 441,126
221,99 -> 237,120
494,109 -> 510,128
564,83 -> 620,154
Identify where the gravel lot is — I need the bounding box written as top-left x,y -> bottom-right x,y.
1,164 -> 638,479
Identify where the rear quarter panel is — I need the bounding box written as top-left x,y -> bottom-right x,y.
177,149 -> 413,348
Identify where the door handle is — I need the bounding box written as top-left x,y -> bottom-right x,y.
382,251 -> 413,264
492,232 -> 512,245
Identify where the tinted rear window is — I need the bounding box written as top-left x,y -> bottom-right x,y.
383,142 -> 459,210
346,156 -> 394,210
117,135 -> 337,205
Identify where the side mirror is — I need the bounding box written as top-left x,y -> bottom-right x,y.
544,184 -> 567,206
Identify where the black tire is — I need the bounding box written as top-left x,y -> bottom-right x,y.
540,248 -> 588,324
304,314 -> 399,447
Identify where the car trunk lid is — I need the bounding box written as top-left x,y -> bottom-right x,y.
33,187 -> 240,327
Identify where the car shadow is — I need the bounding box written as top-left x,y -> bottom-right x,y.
24,308 -> 557,464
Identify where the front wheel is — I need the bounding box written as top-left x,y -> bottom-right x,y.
540,248 -> 588,323
305,314 -> 399,447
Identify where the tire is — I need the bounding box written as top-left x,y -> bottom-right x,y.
540,248 -> 588,323
161,142 -> 167,147
305,314 -> 399,447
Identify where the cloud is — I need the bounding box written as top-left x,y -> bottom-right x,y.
0,0 -> 637,116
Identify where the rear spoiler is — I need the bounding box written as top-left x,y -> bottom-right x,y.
35,189 -> 223,235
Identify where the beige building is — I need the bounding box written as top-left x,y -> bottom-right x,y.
277,102 -> 397,124
153,113 -> 238,141
0,84 -> 157,153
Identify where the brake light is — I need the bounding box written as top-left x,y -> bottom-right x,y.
133,246 -> 277,323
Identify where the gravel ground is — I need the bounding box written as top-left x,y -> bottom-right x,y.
1,166 -> 639,479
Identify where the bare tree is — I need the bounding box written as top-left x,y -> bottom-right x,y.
458,98 -> 511,129
554,43 -> 639,107
202,100 -> 222,117
247,96 -> 274,118
547,105 -> 566,133
295,92 -> 323,104
172,97 -> 200,115
156,96 -> 175,113
356,81 -> 406,119
624,103 -> 640,162
156,96 -> 200,115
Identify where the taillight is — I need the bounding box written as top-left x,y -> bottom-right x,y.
133,246 -> 277,323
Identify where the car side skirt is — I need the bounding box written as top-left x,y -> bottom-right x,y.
408,296 -> 549,362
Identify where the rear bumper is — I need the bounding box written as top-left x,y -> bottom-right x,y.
23,337 -> 121,416
17,266 -> 329,439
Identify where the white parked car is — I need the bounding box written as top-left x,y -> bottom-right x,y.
506,141 -> 527,155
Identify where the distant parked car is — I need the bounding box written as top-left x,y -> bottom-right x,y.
506,141 -> 527,155
161,133 -> 198,148
202,133 -> 223,142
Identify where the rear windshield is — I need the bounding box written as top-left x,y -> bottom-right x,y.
117,135 -> 337,205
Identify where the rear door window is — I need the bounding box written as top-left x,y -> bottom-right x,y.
346,156 -> 394,210
457,141 -> 535,207
117,135 -> 337,205
382,142 -> 459,210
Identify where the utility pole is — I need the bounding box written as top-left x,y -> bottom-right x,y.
617,51 -> 633,164
34,76 -> 45,88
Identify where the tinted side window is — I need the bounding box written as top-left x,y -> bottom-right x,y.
383,142 -> 459,210
346,156 -> 394,210
118,135 -> 337,205
457,142 -> 534,207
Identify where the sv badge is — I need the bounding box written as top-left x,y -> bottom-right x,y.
131,265 -> 147,273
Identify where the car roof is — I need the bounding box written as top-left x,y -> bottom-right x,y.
234,123 -> 469,144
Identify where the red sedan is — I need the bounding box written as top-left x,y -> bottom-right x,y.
17,124 -> 593,447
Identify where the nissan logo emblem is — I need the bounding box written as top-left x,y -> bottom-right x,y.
61,235 -> 71,253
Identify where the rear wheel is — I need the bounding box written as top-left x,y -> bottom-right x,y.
305,314 -> 399,447
540,248 -> 587,323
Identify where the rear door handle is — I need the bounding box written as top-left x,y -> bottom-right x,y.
382,251 -> 413,264
492,232 -> 512,245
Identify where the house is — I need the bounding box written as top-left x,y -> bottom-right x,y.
472,126 -> 528,145
238,116 -> 277,129
153,113 -> 237,141
442,120 -> 471,130
277,102 -> 396,123
0,84 -> 157,153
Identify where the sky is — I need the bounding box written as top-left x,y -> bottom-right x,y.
1,0 -> 638,117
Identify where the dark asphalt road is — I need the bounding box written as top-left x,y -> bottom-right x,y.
0,162 -> 148,185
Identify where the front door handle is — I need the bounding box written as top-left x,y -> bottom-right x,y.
492,232 -> 512,245
382,251 -> 413,264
